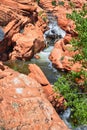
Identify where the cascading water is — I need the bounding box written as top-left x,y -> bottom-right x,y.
29,13 -> 66,83
0,27 -> 4,42
60,108 -> 72,129
4,13 -> 66,84
44,12 -> 66,44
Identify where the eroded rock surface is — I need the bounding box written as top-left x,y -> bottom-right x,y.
0,62 -> 70,130
9,23 -> 45,60
28,64 -> 66,111
0,0 -> 48,61
49,37 -> 82,71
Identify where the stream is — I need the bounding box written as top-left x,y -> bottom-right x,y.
4,13 -> 66,84
3,13 -> 87,130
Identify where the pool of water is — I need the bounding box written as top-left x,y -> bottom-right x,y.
4,46 -> 60,84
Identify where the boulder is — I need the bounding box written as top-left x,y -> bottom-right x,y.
49,39 -> 82,71
9,23 -> 46,60
28,64 -> 66,110
28,64 -> 49,86
0,63 -> 70,130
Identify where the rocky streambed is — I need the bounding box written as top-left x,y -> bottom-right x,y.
0,0 -> 87,130
4,12 -> 87,130
4,13 -> 66,84
0,0 -> 70,129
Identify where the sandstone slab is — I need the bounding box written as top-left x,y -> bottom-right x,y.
0,63 -> 70,130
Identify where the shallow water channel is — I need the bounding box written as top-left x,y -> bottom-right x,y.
4,13 -> 66,84
4,13 -> 87,130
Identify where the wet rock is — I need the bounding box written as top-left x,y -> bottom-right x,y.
0,63 -> 70,130
0,53 -> 8,61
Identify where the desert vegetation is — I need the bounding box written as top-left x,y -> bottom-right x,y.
54,3 -> 87,127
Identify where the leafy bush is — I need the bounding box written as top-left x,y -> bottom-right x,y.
54,2 -> 87,128
52,0 -> 57,6
69,1 -> 75,8
52,0 -> 64,6
67,4 -> 87,62
54,72 -> 87,127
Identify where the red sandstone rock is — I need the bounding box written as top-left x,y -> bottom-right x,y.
0,63 -> 70,130
9,23 -> 45,60
0,0 -> 48,61
34,54 -> 40,59
39,0 -> 57,10
58,17 -> 69,30
64,34 -> 72,44
35,14 -> 48,33
71,62 -> 82,72
58,16 -> 76,36
49,48 -> 63,69
28,64 -> 65,110
0,61 -> 5,70
70,0 -> 86,8
0,0 -> 37,12
28,64 -> 49,86
0,1 -> 86,129
28,64 -> 55,99
49,38 -> 82,71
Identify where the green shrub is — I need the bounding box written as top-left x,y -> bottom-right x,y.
52,0 -> 64,6
67,4 -> 87,62
52,0 -> 57,6
54,3 -> 87,128
69,1 -> 75,8
54,72 -> 87,127
73,54 -> 83,61
42,16 -> 47,22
